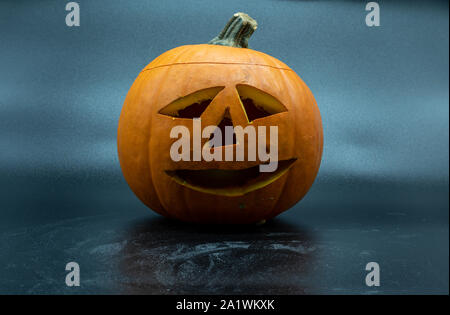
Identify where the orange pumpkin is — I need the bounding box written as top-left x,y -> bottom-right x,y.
117,13 -> 323,224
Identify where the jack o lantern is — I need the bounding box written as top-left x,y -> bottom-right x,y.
117,13 -> 323,224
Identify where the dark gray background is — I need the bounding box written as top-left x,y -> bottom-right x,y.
0,0 -> 448,294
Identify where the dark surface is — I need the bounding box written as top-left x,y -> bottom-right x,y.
0,172 -> 447,294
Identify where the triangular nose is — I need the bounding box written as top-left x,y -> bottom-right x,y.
210,108 -> 237,147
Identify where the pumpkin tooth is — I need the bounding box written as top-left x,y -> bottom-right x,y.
159,86 -> 224,118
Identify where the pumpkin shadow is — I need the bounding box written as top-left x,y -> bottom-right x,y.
117,216 -> 318,294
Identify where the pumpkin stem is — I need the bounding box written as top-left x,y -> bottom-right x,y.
208,12 -> 257,48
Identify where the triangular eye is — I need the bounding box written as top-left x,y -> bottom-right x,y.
159,86 -> 224,118
236,84 -> 287,122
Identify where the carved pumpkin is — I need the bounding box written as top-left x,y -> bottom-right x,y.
117,13 -> 323,224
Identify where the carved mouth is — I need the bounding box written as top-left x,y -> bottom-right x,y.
165,159 -> 296,196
